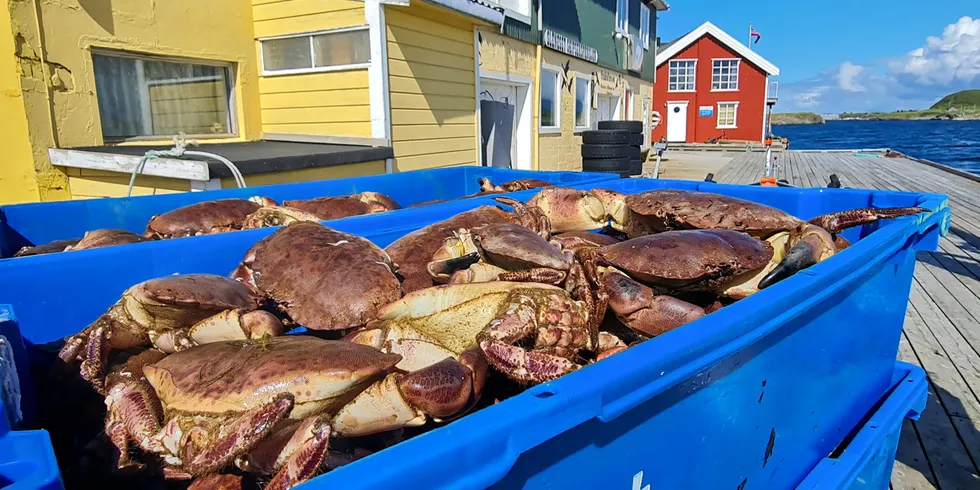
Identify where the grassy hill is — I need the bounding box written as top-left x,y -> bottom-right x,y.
840,90 -> 980,121
930,90 -> 980,111
771,112 -> 825,125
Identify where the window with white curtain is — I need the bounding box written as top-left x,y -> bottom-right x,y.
92,53 -> 233,140
717,102 -> 739,128
640,4 -> 651,49
260,27 -> 370,75
616,0 -> 628,34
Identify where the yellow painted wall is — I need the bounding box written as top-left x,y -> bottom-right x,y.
538,48 -> 636,172
476,27 -> 535,79
253,0 -> 371,138
386,2 -> 477,172
5,0 -> 262,203
221,160 -> 385,187
65,168 -> 190,200
0,0 -> 42,203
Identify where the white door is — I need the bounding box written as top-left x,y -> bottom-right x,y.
595,94 -> 619,124
479,81 -> 519,168
666,101 -> 688,143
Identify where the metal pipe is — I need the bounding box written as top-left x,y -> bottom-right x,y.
31,0 -> 59,148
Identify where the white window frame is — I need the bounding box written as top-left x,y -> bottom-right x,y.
539,64 -> 562,133
615,0 -> 628,35
258,25 -> 371,77
717,101 -> 739,129
667,59 -> 697,93
640,4 -> 651,50
573,72 -> 592,131
711,58 -> 740,92
90,49 -> 238,142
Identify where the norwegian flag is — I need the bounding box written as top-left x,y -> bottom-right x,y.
750,26 -> 762,44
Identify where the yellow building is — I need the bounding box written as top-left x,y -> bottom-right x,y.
0,0 -> 659,204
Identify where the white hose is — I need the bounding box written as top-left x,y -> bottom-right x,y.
125,133 -> 247,197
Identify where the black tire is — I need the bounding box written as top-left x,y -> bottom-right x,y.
598,120 -> 643,134
629,133 -> 644,146
582,130 -> 630,145
582,144 -> 631,159
582,156 -> 630,173
629,158 -> 642,176
627,146 -> 641,160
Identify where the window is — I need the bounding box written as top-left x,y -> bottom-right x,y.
616,0 -> 628,34
640,4 -> 651,50
668,60 -> 696,92
540,67 -> 561,130
261,27 -> 370,75
92,53 -> 233,140
717,102 -> 738,128
484,0 -> 531,17
712,59 -> 740,91
574,76 -> 591,130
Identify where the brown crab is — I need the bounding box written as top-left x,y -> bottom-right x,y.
239,206 -> 324,229
103,336 -> 477,489
385,200 -> 549,293
348,280 -> 610,384
282,192 -> 401,220
427,223 -> 572,286
58,274 -> 284,389
232,221 -> 402,331
478,177 -> 554,193
580,229 -> 774,338
12,229 -> 151,257
143,197 -> 279,239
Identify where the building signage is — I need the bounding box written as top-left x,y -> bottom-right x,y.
699,106 -> 714,117
543,29 -> 598,64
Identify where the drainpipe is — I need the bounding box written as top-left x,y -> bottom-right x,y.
531,0 -> 542,170
32,0 -> 59,148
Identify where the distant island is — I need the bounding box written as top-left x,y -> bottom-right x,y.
771,112 -> 825,125
772,90 -> 980,124
839,90 -> 980,121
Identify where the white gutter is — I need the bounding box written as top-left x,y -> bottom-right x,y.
422,0 -> 505,24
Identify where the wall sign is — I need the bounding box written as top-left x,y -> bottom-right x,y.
699,106 -> 714,117
543,29 -> 599,64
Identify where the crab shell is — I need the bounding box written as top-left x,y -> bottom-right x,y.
385,206 -> 522,293
550,231 -> 622,252
66,229 -> 153,251
427,223 -> 571,283
478,178 -> 553,193
619,190 -> 803,238
13,238 -> 82,257
283,192 -> 401,220
143,336 -> 401,418
525,187 -> 609,233
233,222 -> 402,331
241,206 -> 323,229
144,197 -> 278,238
599,229 -> 774,291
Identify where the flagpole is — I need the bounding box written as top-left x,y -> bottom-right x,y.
748,23 -> 753,51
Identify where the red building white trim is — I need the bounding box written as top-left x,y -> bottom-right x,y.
652,21 -> 779,144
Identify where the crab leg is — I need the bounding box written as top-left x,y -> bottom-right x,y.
262,416 -> 332,490
182,394 -> 295,476
808,207 -> 929,235
498,268 -> 567,285
493,196 -> 551,238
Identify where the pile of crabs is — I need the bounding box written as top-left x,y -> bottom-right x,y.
46,187 -> 925,490
13,177 -> 549,258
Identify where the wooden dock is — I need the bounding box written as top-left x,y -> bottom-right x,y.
712,151 -> 980,489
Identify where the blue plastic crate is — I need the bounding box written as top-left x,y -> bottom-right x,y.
796,361 -> 928,490
0,167 -> 618,258
0,179 -> 949,489
0,306 -> 62,490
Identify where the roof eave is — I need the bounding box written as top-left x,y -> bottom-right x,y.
654,21 -> 779,76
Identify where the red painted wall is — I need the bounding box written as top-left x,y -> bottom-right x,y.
651,35 -> 768,144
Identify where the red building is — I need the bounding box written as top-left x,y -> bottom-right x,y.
652,22 -> 779,144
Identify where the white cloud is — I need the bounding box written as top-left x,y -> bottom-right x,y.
896,16 -> 980,85
836,62 -> 866,92
779,17 -> 980,113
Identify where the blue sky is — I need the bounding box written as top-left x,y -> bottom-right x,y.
656,1 -> 980,113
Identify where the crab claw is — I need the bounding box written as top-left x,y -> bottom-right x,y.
248,196 -> 279,207
601,270 -> 705,337
808,207 -> 929,235
241,206 -> 322,229
492,196 -> 551,238
478,177 -> 496,193
758,225 -> 835,289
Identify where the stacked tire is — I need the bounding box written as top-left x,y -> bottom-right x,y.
581,121 -> 644,177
